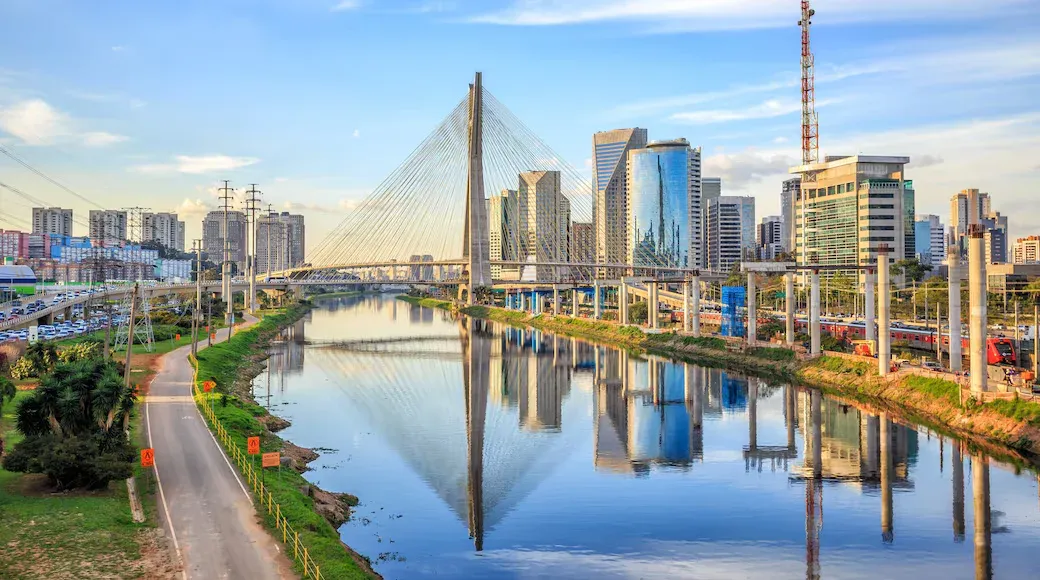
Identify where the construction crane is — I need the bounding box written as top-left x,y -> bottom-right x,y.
799,0 -> 819,183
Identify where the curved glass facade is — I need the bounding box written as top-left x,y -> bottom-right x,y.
627,141 -> 693,268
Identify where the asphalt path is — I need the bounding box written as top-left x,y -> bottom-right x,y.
145,318 -> 294,580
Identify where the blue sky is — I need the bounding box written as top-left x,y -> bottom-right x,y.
1,0 -> 1038,251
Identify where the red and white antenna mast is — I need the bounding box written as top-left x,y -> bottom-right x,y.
799,0 -> 819,181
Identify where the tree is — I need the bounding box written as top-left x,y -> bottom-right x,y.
0,377 -> 15,456
3,359 -> 136,490
891,258 -> 933,284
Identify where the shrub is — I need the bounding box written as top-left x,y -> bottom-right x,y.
58,341 -> 103,363
627,302 -> 648,325
748,346 -> 796,361
9,357 -> 36,380
2,433 -> 134,490
683,336 -> 726,349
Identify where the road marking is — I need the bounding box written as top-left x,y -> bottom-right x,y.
145,389 -> 188,580
143,395 -> 196,404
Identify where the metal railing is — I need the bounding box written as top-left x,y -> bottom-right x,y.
189,356 -> 325,579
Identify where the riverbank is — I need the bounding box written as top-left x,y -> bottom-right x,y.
400,295 -> 1040,465
195,302 -> 379,580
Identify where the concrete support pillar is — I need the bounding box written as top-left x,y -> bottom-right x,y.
810,270 -> 821,355
878,250 -> 892,377
593,280 -> 601,319
968,226 -> 987,395
691,276 -> 701,337
810,389 -> 822,479
953,442 -> 965,542
881,412 -> 893,543
619,280 -> 629,324
949,251 -> 962,372
649,282 -> 659,329
553,286 -> 561,315
972,454 -> 992,579
785,272 -> 795,346
865,267 -> 876,342
747,272 -> 757,344
572,289 -> 579,317
683,281 -> 691,333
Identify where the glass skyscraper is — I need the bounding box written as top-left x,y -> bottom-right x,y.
626,139 -> 701,269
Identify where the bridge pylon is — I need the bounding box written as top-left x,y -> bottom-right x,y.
462,71 -> 492,303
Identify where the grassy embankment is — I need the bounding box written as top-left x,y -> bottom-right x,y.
194,303 -> 375,580
0,378 -> 171,579
401,295 -> 1040,461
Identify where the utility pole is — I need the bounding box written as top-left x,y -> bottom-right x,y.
244,185 -> 262,315
218,180 -> 234,327
192,239 -> 202,358
123,283 -> 139,389
265,203 -> 274,281
207,293 -> 213,347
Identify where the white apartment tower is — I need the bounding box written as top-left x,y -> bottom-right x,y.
32,207 -> 73,237
142,212 -> 186,251
88,210 -> 128,246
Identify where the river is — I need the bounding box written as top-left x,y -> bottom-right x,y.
252,294 -> 1040,579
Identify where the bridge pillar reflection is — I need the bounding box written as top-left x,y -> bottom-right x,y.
748,379 -> 758,452
953,440 -> 965,542
880,412 -> 893,543
810,389 -> 822,479
459,317 -> 489,551
972,454 -> 992,580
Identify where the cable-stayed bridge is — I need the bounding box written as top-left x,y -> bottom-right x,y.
261,72 -> 726,300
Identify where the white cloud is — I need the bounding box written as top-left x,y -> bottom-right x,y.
274,177 -> 290,183
773,137 -> 788,144
469,0 -> 1033,29
331,0 -> 363,11
111,45 -> 125,52
703,150 -> 798,190
671,98 -> 838,125
132,154 -> 260,175
352,129 -> 360,138
174,198 -> 212,217
0,98 -> 128,146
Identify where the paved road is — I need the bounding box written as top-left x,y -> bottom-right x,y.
145,319 -> 294,580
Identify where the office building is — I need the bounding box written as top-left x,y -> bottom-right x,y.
488,189 -> 520,279
571,221 -> 594,265
32,207 -> 73,237
780,177 -> 800,252
790,155 -> 910,285
706,196 -> 755,272
1013,236 -> 1040,264
142,212 -> 186,252
626,139 -> 702,269
593,128 -> 648,272
88,210 -> 128,246
984,228 -> 1007,264
256,212 -> 305,274
902,180 -> 916,260
949,189 -> 1007,261
757,215 -> 783,260
914,214 -> 945,268
517,170 -> 569,280
202,210 -> 247,272
702,177 -> 722,264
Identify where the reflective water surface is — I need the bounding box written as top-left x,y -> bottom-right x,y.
254,295 -> 1040,579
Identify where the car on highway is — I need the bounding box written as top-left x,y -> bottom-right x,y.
922,360 -> 942,372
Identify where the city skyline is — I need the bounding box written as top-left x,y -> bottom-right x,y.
0,1 -> 1035,253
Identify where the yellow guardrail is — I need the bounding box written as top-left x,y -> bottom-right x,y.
189,355 -> 324,580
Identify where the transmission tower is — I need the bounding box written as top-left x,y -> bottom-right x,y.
218,180 -> 235,325
114,290 -> 155,352
798,0 -> 819,182
244,185 -> 262,314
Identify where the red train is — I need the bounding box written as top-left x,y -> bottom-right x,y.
793,318 -> 1015,365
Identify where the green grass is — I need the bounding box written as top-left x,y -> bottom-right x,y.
682,336 -> 726,349
905,374 -> 961,405
985,398 -> 1040,429
0,393 -> 150,579
195,304 -> 373,579
747,346 -> 796,362
812,355 -> 876,377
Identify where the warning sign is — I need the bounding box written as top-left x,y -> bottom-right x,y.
202,381 -> 216,393
141,448 -> 155,468
247,436 -> 260,455
261,452 -> 281,468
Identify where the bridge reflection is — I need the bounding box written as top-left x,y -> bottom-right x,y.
269,302 -> 1004,576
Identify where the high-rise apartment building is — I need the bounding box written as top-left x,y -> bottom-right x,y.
88,210 -> 128,246
518,171 -> 569,280
706,196 -> 755,272
32,207 -> 73,237
256,212 -> 305,274
593,128 -> 648,272
570,222 -> 594,265
914,214 -> 945,267
780,177 -> 800,253
949,189 -> 1006,260
791,155 -> 910,285
626,139 -> 702,269
1013,236 -> 1040,264
757,215 -> 783,260
488,189 -> 520,279
202,210 -> 247,272
142,212 -> 186,252
702,177 -> 722,264
984,228 -> 1007,264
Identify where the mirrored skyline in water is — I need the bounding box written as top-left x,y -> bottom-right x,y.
253,294 -> 1040,580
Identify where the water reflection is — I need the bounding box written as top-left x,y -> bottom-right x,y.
257,296 -> 1040,579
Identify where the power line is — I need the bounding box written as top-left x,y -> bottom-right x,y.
0,143 -> 104,209
0,180 -> 91,227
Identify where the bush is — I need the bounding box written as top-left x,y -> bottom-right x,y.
58,341 -> 102,363
11,341 -> 60,378
9,357 -> 36,380
683,336 -> 727,349
2,433 -> 135,490
628,302 -> 648,325
748,346 -> 796,361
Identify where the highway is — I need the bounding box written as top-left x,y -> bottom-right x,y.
145,318 -> 294,579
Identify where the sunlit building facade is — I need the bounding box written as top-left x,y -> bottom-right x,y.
626,139 -> 701,269
593,128 -> 648,273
